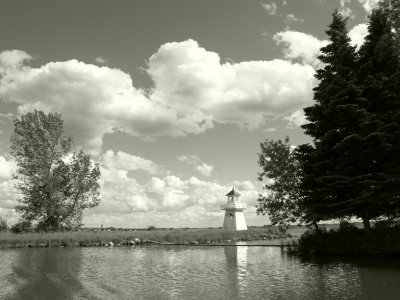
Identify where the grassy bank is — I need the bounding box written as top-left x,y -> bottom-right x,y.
0,226 -> 289,249
287,225 -> 400,256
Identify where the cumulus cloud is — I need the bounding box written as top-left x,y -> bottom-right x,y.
0,59 -> 183,153
0,156 -> 16,182
0,50 -> 32,70
87,158 -> 260,227
0,156 -> 19,224
98,150 -> 166,175
196,164 -> 214,177
273,31 -> 328,68
0,151 -> 262,227
149,40 -> 315,129
178,155 -> 214,177
0,40 -> 315,152
349,23 -> 368,49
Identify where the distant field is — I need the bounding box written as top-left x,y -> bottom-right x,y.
0,226 -> 290,249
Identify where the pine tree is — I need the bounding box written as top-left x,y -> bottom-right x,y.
333,5 -> 400,227
298,11 -> 366,223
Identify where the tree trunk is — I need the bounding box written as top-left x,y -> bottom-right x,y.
362,217 -> 371,231
313,221 -> 320,233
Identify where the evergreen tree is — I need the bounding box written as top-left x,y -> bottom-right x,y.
299,4 -> 400,228
333,5 -> 400,227
298,11 -> 366,223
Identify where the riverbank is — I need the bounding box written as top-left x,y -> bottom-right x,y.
0,226 -> 290,249
288,225 -> 400,256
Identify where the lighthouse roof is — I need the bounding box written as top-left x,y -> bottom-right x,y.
226,188 -> 241,197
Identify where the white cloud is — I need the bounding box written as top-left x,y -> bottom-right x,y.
273,30 -> 329,68
0,50 -> 31,70
358,0 -> 379,14
99,150 -> 166,175
0,151 -> 263,228
86,156 -> 261,227
196,163 -> 214,177
178,155 -> 214,177
0,59 -> 183,153
349,23 -> 368,49
149,40 -> 315,130
0,40 -> 315,152
261,2 -> 278,15
284,109 -> 307,128
0,156 -> 19,224
0,156 -> 16,182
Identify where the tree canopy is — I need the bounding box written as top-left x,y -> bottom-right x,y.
256,137 -> 303,225
10,110 -> 101,231
257,2 -> 400,228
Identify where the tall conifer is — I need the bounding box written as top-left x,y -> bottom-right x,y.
334,5 -> 400,226
298,11 -> 366,223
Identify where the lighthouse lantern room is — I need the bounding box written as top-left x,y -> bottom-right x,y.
221,188 -> 247,231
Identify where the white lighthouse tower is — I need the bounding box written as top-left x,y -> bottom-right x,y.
221,188 -> 247,231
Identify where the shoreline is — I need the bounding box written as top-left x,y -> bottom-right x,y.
0,227 -> 294,250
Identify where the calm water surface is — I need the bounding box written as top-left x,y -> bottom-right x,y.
1,245 -> 400,300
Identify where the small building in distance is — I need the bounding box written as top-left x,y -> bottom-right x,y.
221,188 -> 247,231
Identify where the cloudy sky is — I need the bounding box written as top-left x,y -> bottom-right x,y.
0,0 -> 379,228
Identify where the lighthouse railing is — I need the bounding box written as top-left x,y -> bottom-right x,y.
221,203 -> 247,210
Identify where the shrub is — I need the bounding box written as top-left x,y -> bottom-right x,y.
10,220 -> 33,234
0,216 -> 8,232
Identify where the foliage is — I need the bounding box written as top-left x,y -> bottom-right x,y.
295,225 -> 400,256
346,5 -> 400,224
256,137 -> 303,225
298,10 -> 366,224
10,220 -> 33,234
297,5 -> 400,228
0,216 -> 8,232
10,110 -> 101,232
147,225 -> 157,231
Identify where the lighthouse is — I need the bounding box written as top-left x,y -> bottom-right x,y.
221,188 -> 247,231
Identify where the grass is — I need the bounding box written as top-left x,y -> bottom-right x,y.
286,225 -> 400,256
0,226 -> 290,249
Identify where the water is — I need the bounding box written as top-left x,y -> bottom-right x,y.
1,246 -> 400,300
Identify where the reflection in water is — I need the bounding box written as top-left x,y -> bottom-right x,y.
0,250 -> 19,299
1,246 -> 400,299
5,248 -> 86,300
224,246 -> 248,297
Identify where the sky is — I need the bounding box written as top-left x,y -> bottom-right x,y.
0,0 -> 380,228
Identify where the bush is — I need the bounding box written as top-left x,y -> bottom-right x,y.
0,216 -> 8,232
10,220 -> 33,234
277,224 -> 288,234
295,225 -> 400,256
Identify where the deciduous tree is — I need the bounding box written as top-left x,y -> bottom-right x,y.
256,137 -> 303,225
10,110 -> 101,231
